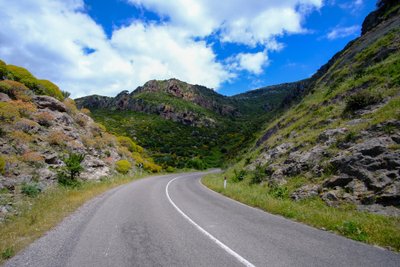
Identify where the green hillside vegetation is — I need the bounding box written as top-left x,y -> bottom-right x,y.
91,109 -> 257,169
203,2 -> 400,250
2,63 -> 65,101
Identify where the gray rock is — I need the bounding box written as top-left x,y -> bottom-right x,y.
318,128 -> 348,145
37,168 -> 56,180
44,153 -> 60,165
0,92 -> 11,102
323,175 -> 353,188
291,184 -> 320,201
357,204 -> 400,217
33,95 -> 67,112
321,190 -> 341,206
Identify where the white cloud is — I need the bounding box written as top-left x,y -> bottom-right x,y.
327,25 -> 360,40
339,0 -> 364,12
0,0 -> 323,98
228,51 -> 269,75
0,0 -> 231,97
127,0 -> 323,46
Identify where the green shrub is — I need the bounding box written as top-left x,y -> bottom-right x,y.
0,60 -> 6,78
37,80 -> 64,101
268,185 -> 289,199
5,65 -> 42,94
0,80 -> 31,101
166,166 -> 175,173
117,136 -> 143,153
62,90 -> 71,99
57,153 -> 85,187
21,183 -> 41,197
345,90 -> 383,112
5,65 -> 63,100
115,160 -> 132,174
1,247 -> 14,260
250,165 -> 264,184
0,156 -> 6,175
0,102 -> 20,122
232,169 -> 245,182
337,221 -> 368,241
187,157 -> 206,170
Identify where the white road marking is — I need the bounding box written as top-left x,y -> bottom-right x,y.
166,175 -> 256,267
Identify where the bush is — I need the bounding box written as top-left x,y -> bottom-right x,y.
0,59 -> 6,78
166,166 -> 175,173
0,102 -> 20,123
57,153 -> 85,187
80,108 -> 91,115
62,90 -> 71,99
0,156 -> 6,175
232,169 -> 245,182
0,80 -> 32,101
14,100 -> 37,117
64,153 -> 85,180
21,151 -> 44,166
187,157 -> 206,170
34,111 -> 55,127
37,79 -> 64,101
115,159 -> 132,174
117,136 -> 142,152
13,130 -> 34,143
143,161 -> 162,173
21,183 -> 41,197
268,185 -> 289,199
345,90 -> 383,112
5,65 -> 44,95
250,165 -> 264,184
47,130 -> 70,146
63,98 -> 78,115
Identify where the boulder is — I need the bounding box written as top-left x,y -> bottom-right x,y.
33,95 -> 66,112
37,168 -> 56,180
0,92 -> 11,102
318,128 -> 348,145
291,184 -> 320,201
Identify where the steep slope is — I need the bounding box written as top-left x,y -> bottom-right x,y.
0,61 -> 160,220
224,1 -> 400,216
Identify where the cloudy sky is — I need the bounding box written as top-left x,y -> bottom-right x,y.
0,0 -> 375,97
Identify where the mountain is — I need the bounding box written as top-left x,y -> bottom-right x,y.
76,77 -> 299,168
222,0 -> 400,216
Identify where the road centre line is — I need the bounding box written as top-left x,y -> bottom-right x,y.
165,175 -> 256,267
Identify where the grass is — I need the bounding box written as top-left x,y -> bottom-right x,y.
202,173 -> 400,251
0,173 -> 150,264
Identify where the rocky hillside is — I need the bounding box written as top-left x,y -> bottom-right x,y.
228,1 -> 400,216
76,79 -> 238,127
0,61 -> 160,220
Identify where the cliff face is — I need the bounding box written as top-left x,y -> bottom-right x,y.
232,3 -> 400,216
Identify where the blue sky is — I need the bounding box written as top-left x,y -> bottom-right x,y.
0,0 -> 376,97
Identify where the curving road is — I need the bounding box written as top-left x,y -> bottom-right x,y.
5,172 -> 400,267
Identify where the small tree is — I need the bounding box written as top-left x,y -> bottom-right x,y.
58,153 -> 85,186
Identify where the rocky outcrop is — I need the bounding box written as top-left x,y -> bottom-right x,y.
362,1 -> 400,35
75,79 -> 238,127
33,95 -> 67,112
0,92 -> 125,220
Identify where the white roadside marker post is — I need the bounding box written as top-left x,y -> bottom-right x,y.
224,176 -> 227,189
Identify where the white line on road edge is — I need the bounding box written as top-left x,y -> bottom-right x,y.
166,175 -> 256,267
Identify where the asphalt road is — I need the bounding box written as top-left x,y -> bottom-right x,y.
4,172 -> 400,267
